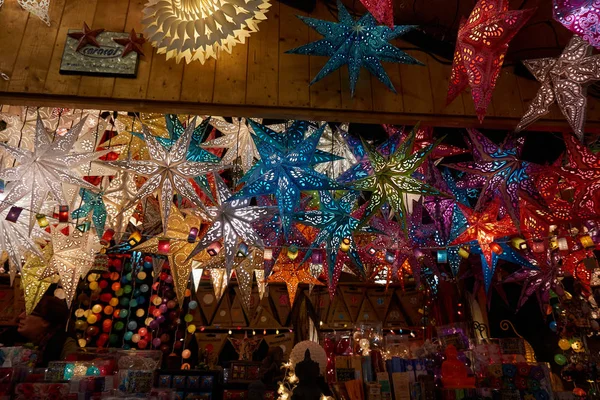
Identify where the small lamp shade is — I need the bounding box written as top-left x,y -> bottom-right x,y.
58,205 -> 69,222
510,237 -> 527,250
207,241 -> 223,256
557,237 -> 569,251
263,248 -> 273,261
287,245 -> 299,261
579,234 -> 595,249
458,247 -> 470,259
128,231 -> 142,246
187,227 -> 199,243
340,238 -> 351,252
101,229 -> 115,246
490,242 -> 503,255
5,206 -> 23,223
437,250 -> 448,263
158,238 -> 171,254
237,242 -> 249,257
36,214 -> 49,228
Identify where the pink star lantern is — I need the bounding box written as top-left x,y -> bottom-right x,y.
553,0 -> 600,49
360,0 -> 394,28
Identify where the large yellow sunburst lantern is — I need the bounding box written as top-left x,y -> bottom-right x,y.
142,0 -> 271,64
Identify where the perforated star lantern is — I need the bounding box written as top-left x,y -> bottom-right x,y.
553,0 -> 600,49
46,223 -> 102,307
286,0 -> 422,96
314,123 -> 355,179
104,113 -> 171,160
105,117 -> 222,236
134,204 -> 210,305
102,172 -> 137,242
268,258 -> 324,307
234,247 -> 263,314
142,0 -> 271,64
21,244 -> 54,314
339,125 -> 446,228
294,190 -> 376,294
447,129 -> 543,231
230,120 -> 343,234
451,201 -> 518,271
505,256 -> 562,312
229,333 -> 262,361
447,0 -> 535,122
72,188 -> 107,236
188,175 -> 268,277
0,116 -> 107,233
204,117 -> 261,174
386,125 -> 469,160
516,35 -> 600,139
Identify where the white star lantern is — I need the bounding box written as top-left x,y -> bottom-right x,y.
204,117 -> 262,173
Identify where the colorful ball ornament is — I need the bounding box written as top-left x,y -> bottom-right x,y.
138,339 -> 148,349
559,339 -> 571,351
152,338 -> 161,347
136,309 -> 145,318
89,282 -> 99,291
554,354 -> 567,365
139,328 -> 148,336
187,324 -> 196,334
137,271 -> 147,280
109,298 -> 119,307
104,306 -> 114,315
92,304 -> 102,314
182,349 -> 191,359
184,314 -> 193,323
131,334 -> 140,343
87,314 -> 98,324
111,282 -> 121,292
128,321 -> 138,330
124,331 -> 133,341
114,321 -> 125,331
549,321 -> 557,332
140,284 -> 149,293
188,301 -> 198,310
153,296 -> 163,306
119,309 -> 129,318
75,309 -> 85,318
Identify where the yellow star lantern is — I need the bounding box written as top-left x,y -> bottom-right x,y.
21,245 -> 55,314
268,252 -> 323,307
102,113 -> 171,160
134,204 -> 211,305
142,0 -> 271,64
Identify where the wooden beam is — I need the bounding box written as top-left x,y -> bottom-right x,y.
1,91 -> 597,132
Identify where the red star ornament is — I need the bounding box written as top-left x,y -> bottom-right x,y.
268,255 -> 324,308
360,0 -> 394,28
384,125 -> 469,160
446,0 -> 535,122
113,29 -> 146,57
68,22 -> 105,52
451,201 -> 518,268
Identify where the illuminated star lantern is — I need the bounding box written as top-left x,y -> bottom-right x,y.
447,0 -> 535,122
134,204 -> 210,305
0,116 -> 107,233
268,256 -> 324,307
447,129 -> 543,231
286,0 -> 422,96
102,172 -> 137,242
188,175 -> 268,277
553,0 -> 600,49
0,193 -> 49,282
314,122 -> 355,179
2,0 -> 51,25
230,120 -> 343,235
386,125 -> 469,161
451,201 -> 517,287
112,28 -> 146,57
359,0 -> 394,28
21,245 -> 54,314
294,190 -> 376,295
72,188 -> 107,236
558,132 -> 600,218
142,0 -> 271,64
105,117 -> 222,236
339,125 -> 446,228
560,247 -> 594,295
505,255 -> 562,312
516,35 -> 600,139
46,223 -> 102,307
103,113 -> 172,160
229,333 -> 262,361
68,22 -> 105,52
234,247 -> 264,315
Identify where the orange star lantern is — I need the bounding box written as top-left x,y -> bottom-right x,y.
446,0 -> 535,122
451,201 -> 517,268
268,252 -> 323,307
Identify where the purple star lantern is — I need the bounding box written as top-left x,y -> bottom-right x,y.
554,0 -> 600,49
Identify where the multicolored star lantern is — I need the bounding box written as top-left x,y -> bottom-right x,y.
104,113 -> 171,160
204,117 -> 261,174
0,116 -> 107,233
287,0 -> 422,96
231,120 -> 343,235
229,333 -> 262,361
340,125 -> 446,228
448,129 -> 543,231
505,257 -> 563,312
553,0 -> 600,49
516,35 -> 600,139
314,123 -> 355,179
447,0 -> 535,122
105,117 -> 222,236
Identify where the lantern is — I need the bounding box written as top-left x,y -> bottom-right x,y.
207,241 -> 222,256
340,238 -> 351,252
579,234 -> 595,249
128,231 -> 142,246
287,245 -> 299,261
101,229 -> 115,246
436,250 -> 448,263
311,252 -> 323,265
458,247 -> 470,259
58,205 -> 69,222
510,237 -> 527,250
490,242 -> 503,255
158,238 -> 171,254
384,250 -> 395,264
531,240 -> 545,253
36,214 -> 49,228
557,237 -> 569,251
187,227 -> 199,243
367,246 -> 376,256
263,248 -> 273,261
237,242 -> 249,257
5,206 -> 22,223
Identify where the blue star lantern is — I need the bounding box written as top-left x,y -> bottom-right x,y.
230,120 -> 344,235
286,0 -> 423,96
71,188 -> 107,236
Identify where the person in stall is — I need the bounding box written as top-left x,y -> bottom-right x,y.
10,295 -> 79,367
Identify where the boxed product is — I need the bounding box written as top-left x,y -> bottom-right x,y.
13,382 -> 70,400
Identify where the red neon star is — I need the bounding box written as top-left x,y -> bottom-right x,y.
446,0 -> 535,122
113,29 -> 146,58
451,201 -> 517,268
68,22 -> 105,52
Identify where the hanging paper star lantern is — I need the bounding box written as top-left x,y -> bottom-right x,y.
45,222 -> 102,308
133,204 -> 210,305
229,332 -> 263,361
0,116 -> 108,232
105,117 -> 221,236
516,35 -> 600,139
21,244 -> 54,314
234,247 -> 264,314
0,0 -> 51,25
294,190 -> 376,295
385,125 -> 469,161
72,188 -> 107,236
560,246 -> 594,295
230,120 -> 343,235
103,113 -> 172,160
451,201 -> 518,279
151,116 -> 220,164
268,257 -> 324,308
254,269 -> 266,300
555,132 -> 600,218
314,123 -> 355,179
204,117 -> 262,174
359,0 -> 394,28
339,125 -> 446,228
142,0 -> 271,64
553,0 -> 600,49
101,172 -> 138,242
286,0 -> 422,96
188,175 -> 268,278
210,268 -> 229,302
447,129 -> 543,231
447,0 -> 535,122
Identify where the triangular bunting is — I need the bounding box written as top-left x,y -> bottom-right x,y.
327,295 -> 352,328
196,285 -> 219,325
340,286 -> 365,322
212,293 -> 232,327
191,268 -> 203,291
263,333 -> 294,358
270,286 -> 291,326
234,286 -> 260,321
307,288 -> 331,322
395,290 -> 422,327
254,269 -> 266,299
252,296 -> 281,328
230,294 -> 248,327
210,269 -> 228,302
366,288 -> 393,321
356,297 -> 378,324
384,299 -> 409,328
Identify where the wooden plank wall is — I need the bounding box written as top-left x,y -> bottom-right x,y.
0,0 -> 599,130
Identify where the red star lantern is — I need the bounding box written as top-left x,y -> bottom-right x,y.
360,0 -> 394,28
113,29 -> 146,57
446,0 -> 535,122
451,201 -> 518,268
68,22 -> 105,52
268,255 -> 324,307
560,248 -> 594,296
383,125 -> 469,160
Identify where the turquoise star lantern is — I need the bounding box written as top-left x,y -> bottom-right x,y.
72,188 -> 107,236
230,120 -> 344,235
286,0 -> 423,96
